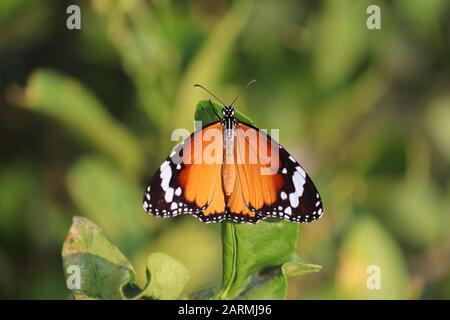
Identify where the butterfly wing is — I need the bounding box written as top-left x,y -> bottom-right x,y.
144,119 -> 323,224
231,122 -> 324,223
143,121 -> 227,223
225,123 -> 281,223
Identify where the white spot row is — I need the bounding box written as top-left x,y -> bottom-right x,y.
288,170 -> 305,208
160,160 -> 174,203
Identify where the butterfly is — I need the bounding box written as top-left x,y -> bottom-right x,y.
143,80 -> 323,224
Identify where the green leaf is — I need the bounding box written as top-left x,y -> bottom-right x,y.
62,217 -> 190,300
23,69 -> 144,176
219,221 -> 298,299
66,155 -> 149,250
240,268 -> 286,300
134,253 -> 190,300
240,261 -> 321,300
62,216 -> 136,300
282,261 -> 322,277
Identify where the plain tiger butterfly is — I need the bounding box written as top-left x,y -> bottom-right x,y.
143,80 -> 323,224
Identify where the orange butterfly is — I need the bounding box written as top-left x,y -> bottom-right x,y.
143,81 -> 323,224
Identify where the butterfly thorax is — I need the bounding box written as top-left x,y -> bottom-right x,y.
221,106 -> 237,129
221,106 -> 237,148
221,106 -> 238,197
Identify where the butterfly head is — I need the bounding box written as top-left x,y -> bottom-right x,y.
222,106 -> 235,118
221,106 -> 236,130
193,80 -> 255,129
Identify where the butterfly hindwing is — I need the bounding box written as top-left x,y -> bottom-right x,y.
270,142 -> 324,223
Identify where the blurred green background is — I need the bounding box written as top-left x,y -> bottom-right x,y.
1,0 -> 449,299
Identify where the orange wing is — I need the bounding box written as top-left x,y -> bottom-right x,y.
230,122 -> 323,223
143,121 -> 227,223
225,123 -> 283,222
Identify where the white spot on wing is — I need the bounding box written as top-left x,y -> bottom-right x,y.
295,166 -> 306,178
164,188 -> 174,202
160,160 -> 170,171
160,160 -> 175,203
289,171 -> 305,208
281,191 -> 287,200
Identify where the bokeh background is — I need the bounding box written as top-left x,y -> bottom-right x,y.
1,0 -> 449,299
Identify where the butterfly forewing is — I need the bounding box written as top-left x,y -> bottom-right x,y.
233,122 -> 323,223
143,121 -> 227,223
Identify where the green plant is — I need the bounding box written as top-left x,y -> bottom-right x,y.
61,100 -> 321,300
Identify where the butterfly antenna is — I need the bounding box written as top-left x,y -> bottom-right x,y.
194,84 -> 227,108
230,79 -> 256,107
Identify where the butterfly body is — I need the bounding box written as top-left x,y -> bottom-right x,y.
221,106 -> 238,198
143,101 -> 323,224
